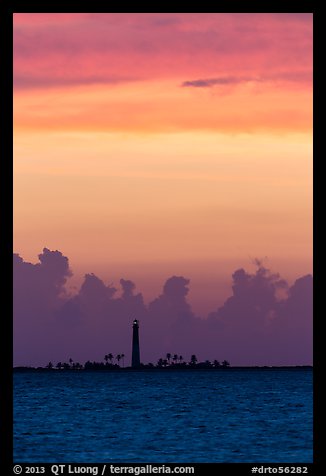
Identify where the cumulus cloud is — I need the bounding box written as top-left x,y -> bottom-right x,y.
13,249 -> 313,367
13,248 -> 73,364
207,261 -> 312,365
120,278 -> 136,298
79,273 -> 116,303
148,276 -> 194,324
13,247 -> 72,311
143,276 -> 198,359
209,262 -> 286,329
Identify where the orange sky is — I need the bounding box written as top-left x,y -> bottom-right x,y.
13,13 -> 312,315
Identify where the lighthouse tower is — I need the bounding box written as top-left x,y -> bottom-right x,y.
131,319 -> 141,368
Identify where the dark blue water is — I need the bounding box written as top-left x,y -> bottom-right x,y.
14,369 -> 312,462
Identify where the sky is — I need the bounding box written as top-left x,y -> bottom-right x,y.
13,13 -> 313,366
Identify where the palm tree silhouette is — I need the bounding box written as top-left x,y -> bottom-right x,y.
222,360 -> 230,368
179,355 -> 183,364
173,354 -> 178,365
157,358 -> 164,367
108,353 -> 113,365
121,354 -> 125,368
104,354 -> 109,365
190,354 -> 198,366
213,360 -> 220,368
166,353 -> 171,365
116,354 -> 121,366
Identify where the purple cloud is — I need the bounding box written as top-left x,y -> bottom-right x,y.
181,71 -> 311,88
181,76 -> 251,88
13,249 -> 313,367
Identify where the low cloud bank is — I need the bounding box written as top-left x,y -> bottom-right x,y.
14,249 -> 312,367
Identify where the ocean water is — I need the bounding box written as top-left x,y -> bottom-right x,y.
14,369 -> 312,463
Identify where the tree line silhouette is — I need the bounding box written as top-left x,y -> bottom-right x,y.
41,353 -> 230,371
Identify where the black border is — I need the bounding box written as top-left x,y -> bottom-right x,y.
0,1 -> 14,472
2,1 -> 319,472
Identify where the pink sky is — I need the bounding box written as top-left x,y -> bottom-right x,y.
14,13 -> 312,320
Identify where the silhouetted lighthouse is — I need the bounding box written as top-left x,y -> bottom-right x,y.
132,319 -> 140,368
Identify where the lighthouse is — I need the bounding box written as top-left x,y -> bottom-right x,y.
131,319 -> 141,368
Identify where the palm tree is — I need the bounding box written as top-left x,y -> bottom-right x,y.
222,360 -> 230,368
157,358 -> 164,367
173,354 -> 178,365
190,354 -> 198,366
166,353 -> 171,365
56,362 -> 62,370
69,358 -> 73,368
104,354 -> 109,365
179,355 -> 183,364
84,361 -> 92,370
213,360 -> 220,368
121,354 -> 125,368
116,354 -> 121,366
108,353 -> 113,365
46,362 -> 53,369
